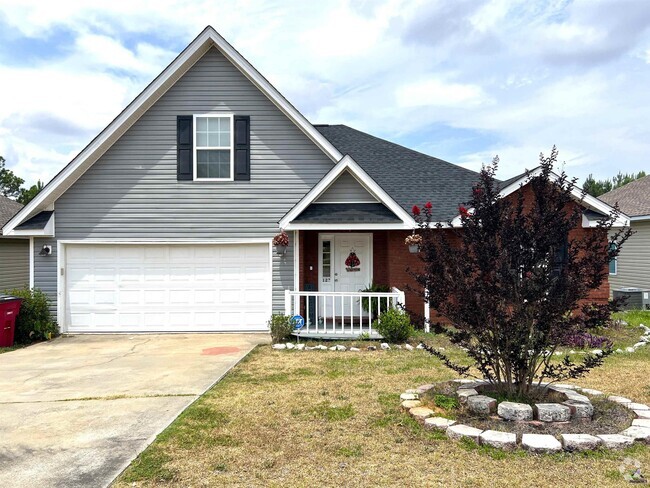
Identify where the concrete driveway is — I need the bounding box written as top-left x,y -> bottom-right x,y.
0,333 -> 267,488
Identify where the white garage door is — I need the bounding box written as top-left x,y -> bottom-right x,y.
64,243 -> 271,332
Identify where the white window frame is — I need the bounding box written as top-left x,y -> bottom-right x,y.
193,113 -> 234,181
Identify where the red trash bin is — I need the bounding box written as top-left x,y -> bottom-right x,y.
0,296 -> 23,347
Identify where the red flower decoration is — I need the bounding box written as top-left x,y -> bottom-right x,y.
424,201 -> 432,209
345,251 -> 360,268
473,187 -> 483,196
459,206 -> 469,217
412,205 -> 420,216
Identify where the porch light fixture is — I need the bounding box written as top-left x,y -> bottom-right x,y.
39,244 -> 52,256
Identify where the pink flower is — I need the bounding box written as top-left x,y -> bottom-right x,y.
424,201 -> 432,209
459,206 -> 469,217
412,205 -> 421,216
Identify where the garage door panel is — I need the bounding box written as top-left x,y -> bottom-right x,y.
65,243 -> 271,332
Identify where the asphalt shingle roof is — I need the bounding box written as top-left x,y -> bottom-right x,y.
293,203 -> 402,224
14,211 -> 54,230
0,195 -> 23,232
315,125 -> 482,221
599,175 -> 650,217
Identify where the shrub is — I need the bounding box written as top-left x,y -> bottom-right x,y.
563,332 -> 613,349
373,308 -> 414,343
268,314 -> 293,343
8,287 -> 58,344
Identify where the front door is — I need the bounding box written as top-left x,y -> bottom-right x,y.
319,233 -> 372,319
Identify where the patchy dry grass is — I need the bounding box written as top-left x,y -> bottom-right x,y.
115,335 -> 650,488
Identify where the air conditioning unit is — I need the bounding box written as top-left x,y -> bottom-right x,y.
613,288 -> 650,310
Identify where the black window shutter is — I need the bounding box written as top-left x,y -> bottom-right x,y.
233,115 -> 250,181
177,115 -> 193,181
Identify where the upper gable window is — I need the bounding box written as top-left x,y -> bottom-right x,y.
194,114 -> 233,181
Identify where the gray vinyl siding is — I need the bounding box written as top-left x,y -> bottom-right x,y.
610,220 -> 650,293
315,170 -> 377,204
0,238 -> 29,291
34,238 -> 57,316
40,46 -> 333,316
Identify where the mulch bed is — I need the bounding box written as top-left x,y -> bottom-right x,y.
421,381 -> 635,437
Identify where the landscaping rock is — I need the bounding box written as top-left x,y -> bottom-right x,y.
521,434 -> 562,453
608,395 -> 632,404
579,388 -> 603,396
633,342 -> 646,349
409,407 -> 434,420
424,417 -> 456,431
305,346 -> 316,350
563,392 -> 591,404
315,345 -> 328,350
591,349 -> 603,355
632,419 -> 650,428
626,347 -> 636,353
479,430 -> 517,450
615,348 -> 624,353
627,403 -> 650,411
457,388 -> 478,404
597,434 -> 635,449
446,424 -> 483,442
554,384 -> 578,390
416,343 -> 425,349
416,384 -> 435,394
560,434 -> 602,452
400,393 -> 418,401
498,401 -> 533,421
401,400 -> 422,410
381,343 -> 391,350
329,346 -> 337,351
335,345 -> 347,351
296,344 -> 305,350
635,410 -> 650,419
367,346 -> 377,351
404,344 -> 414,351
467,395 -> 497,415
620,426 -> 650,442
349,347 -> 360,352
563,400 -> 594,419
534,403 -> 571,422
272,344 -> 286,350
286,343 -> 295,349
394,345 -> 402,349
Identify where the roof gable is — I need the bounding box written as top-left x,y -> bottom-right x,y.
3,26 -> 342,236
314,170 -> 378,204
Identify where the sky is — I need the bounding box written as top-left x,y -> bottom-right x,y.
0,0 -> 649,187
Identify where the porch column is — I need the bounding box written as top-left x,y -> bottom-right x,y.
424,287 -> 430,333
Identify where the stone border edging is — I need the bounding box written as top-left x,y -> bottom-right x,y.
400,380 -> 650,453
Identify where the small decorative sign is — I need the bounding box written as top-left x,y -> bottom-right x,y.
290,314 -> 305,329
345,250 -> 361,272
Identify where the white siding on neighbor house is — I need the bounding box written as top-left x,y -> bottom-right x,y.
0,238 -> 29,291
315,170 -> 378,204
610,220 -> 650,292
35,46 -> 333,317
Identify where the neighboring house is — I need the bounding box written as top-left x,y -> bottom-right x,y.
2,26 -> 627,335
0,195 -> 29,291
599,175 -> 650,292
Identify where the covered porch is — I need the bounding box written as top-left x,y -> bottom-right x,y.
285,229 -> 430,339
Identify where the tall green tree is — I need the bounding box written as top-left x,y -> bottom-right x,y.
18,180 -> 44,205
583,171 -> 647,197
0,156 -> 25,199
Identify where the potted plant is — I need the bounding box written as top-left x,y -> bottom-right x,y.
273,230 -> 289,255
405,233 -> 422,253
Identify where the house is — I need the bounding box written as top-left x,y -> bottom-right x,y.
1,26 -> 627,336
0,195 -> 29,291
599,175 -> 650,293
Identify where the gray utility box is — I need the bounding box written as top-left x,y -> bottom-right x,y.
613,288 -> 650,310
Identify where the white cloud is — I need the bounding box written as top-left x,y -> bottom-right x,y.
396,78 -> 490,108
0,0 -> 649,188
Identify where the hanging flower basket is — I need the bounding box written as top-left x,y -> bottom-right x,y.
405,234 -> 422,253
273,230 -> 289,255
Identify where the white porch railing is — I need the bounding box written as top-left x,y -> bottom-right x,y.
285,287 -> 405,337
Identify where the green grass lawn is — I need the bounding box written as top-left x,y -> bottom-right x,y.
0,344 -> 26,354
115,315 -> 650,487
